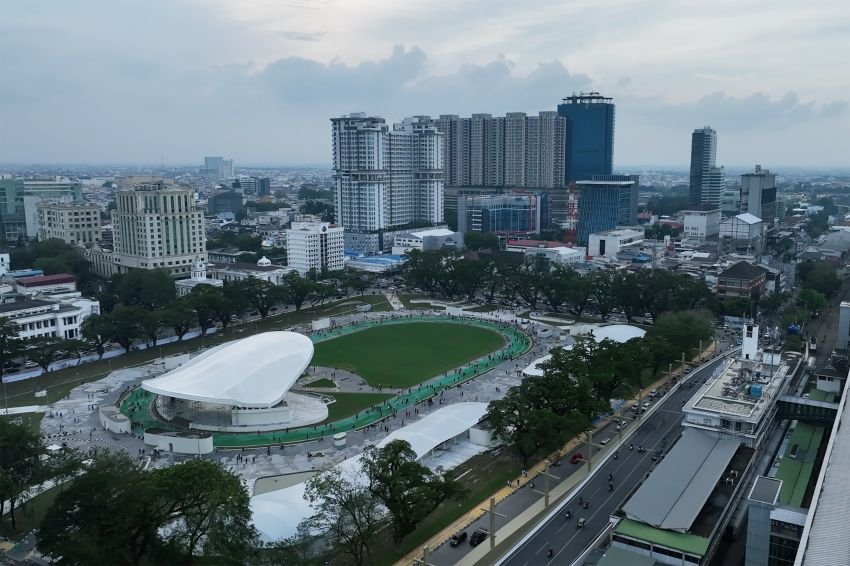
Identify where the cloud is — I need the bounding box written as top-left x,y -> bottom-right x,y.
277,30 -> 326,42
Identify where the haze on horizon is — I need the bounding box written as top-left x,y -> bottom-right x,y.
1,0 -> 848,169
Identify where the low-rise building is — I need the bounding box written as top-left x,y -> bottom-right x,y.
36,202 -> 102,245
682,208 -> 721,241
720,213 -> 763,255
391,228 -> 463,255
174,257 -> 224,297
716,261 -> 769,298
523,246 -> 585,267
208,257 -> 294,285
587,228 -> 644,258
16,274 -> 77,296
0,296 -> 88,339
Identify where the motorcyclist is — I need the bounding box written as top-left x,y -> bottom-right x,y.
548,548 -> 554,558
608,482 -> 614,492
565,509 -> 571,519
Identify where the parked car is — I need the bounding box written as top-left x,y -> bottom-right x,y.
570,452 -> 584,464
24,361 -> 38,369
599,437 -> 611,446
469,529 -> 488,547
577,518 -> 587,528
649,389 -> 658,398
449,531 -> 468,547
643,401 -> 651,409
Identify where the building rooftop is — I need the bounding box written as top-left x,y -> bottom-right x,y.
594,228 -> 644,238
407,228 -> 455,238
685,357 -> 792,422
210,261 -> 285,273
507,239 -> 566,249
141,331 -> 314,408
749,475 -> 782,505
16,274 -> 77,287
732,213 -> 762,224
718,261 -> 769,281
773,422 -> 825,507
615,518 -> 710,556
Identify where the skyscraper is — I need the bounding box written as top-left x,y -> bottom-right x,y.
331,113 -> 444,253
740,165 -> 777,228
556,92 -> 615,183
575,175 -> 640,244
435,111 -> 566,190
689,127 -> 725,207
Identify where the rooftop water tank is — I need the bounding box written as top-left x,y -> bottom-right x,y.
750,384 -> 763,398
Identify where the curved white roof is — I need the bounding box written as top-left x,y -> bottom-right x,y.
593,324 -> 646,343
142,331 -> 313,407
250,402 -> 488,542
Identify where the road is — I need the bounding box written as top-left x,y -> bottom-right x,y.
499,356 -> 728,566
427,345 -> 733,566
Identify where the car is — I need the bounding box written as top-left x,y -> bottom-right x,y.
449,531 -> 468,547
576,518 -> 586,528
570,452 -> 584,464
24,361 -> 38,369
649,389 -> 658,398
643,401 -> 651,409
469,529 -> 488,547
600,437 -> 611,446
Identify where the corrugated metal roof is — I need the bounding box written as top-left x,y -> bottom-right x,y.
623,429 -> 740,531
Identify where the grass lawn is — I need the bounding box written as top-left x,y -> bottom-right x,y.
1,294 -> 391,410
324,392 -> 394,422
312,323 -> 504,388
301,377 -> 336,389
0,412 -> 44,434
0,484 -> 64,539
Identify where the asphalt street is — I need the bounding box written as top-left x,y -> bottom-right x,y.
428,343 -> 733,566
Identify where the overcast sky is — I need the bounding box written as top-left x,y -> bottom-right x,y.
1,0 -> 848,168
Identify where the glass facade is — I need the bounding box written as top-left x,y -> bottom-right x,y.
556,93 -> 615,184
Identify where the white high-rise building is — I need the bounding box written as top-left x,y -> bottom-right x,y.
285,221 -> 344,276
505,112 -> 527,186
331,113 -> 444,253
111,182 -> 206,276
740,165 -> 777,228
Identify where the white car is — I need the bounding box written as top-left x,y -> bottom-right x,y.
600,438 -> 611,446
643,401 -> 651,409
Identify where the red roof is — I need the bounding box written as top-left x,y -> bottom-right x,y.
17,274 -> 77,287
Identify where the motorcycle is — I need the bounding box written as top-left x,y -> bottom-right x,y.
565,509 -> 571,519
582,500 -> 589,509
608,482 -> 614,492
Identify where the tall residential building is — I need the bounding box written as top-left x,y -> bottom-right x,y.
37,202 -> 102,245
285,221 -> 344,276
436,111 -> 566,192
457,193 -> 541,235
689,127 -> 725,207
206,191 -> 243,216
740,165 -> 777,228
556,92 -> 615,183
575,175 -> 640,244
111,182 -> 206,276
331,113 -> 443,253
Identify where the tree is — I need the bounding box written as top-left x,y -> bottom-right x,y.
611,271 -> 643,322
136,309 -> 165,347
798,261 -> 841,297
646,311 -> 714,357
162,301 -> 195,341
216,284 -> 248,329
239,278 -> 282,318
260,526 -> 323,565
186,288 -> 219,336
303,470 -> 383,566
108,307 -> 145,353
109,269 -> 176,310
799,288 -> 827,314
0,420 -> 46,532
81,314 -> 113,360
361,439 -> 465,543
282,272 -> 315,311
24,336 -> 64,372
588,271 -> 615,319
464,232 -> 499,251
39,454 -> 256,565
0,317 -> 23,404
60,338 -> 87,365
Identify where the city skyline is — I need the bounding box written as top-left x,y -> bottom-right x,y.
1,1 -> 848,167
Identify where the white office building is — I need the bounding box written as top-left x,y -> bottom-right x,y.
111,182 -> 207,276
587,228 -> 644,258
37,202 -> 102,245
285,221 -> 344,276
682,208 -> 721,241
0,296 -> 89,340
720,213 -> 763,255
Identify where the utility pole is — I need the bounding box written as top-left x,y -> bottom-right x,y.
479,496 -> 507,550
530,460 -> 559,507
411,547 -> 436,566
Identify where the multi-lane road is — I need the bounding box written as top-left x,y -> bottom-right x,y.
427,347 -> 732,566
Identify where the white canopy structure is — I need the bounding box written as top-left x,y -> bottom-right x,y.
593,324 -> 646,344
250,402 -> 489,542
142,332 -> 314,408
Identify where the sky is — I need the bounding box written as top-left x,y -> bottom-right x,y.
1,0 -> 848,168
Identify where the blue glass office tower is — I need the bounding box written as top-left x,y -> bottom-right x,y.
556,92 -> 615,184
575,175 -> 639,244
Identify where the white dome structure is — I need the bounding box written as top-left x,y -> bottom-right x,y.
257,256 -> 272,267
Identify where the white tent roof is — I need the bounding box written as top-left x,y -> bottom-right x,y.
250,402 -> 488,542
141,331 -> 313,408
593,324 -> 646,343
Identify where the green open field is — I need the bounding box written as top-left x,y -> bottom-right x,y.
312,322 -> 505,388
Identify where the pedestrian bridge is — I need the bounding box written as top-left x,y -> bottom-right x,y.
777,395 -> 839,424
